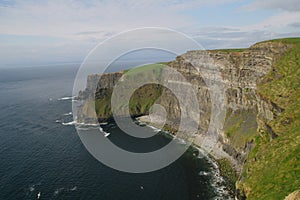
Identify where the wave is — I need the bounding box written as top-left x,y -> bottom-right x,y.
63,112 -> 72,116
70,186 -> 77,191
62,121 -> 76,125
62,121 -> 99,127
77,122 -> 99,126
147,125 -> 161,133
53,186 -> 77,196
29,186 -> 35,192
174,137 -> 186,145
58,96 -> 75,101
28,183 -> 41,196
54,187 -> 64,196
135,120 -> 163,133
76,127 -> 98,131
204,154 -> 233,199
198,171 -> 210,176
190,145 -> 232,199
99,126 -> 110,137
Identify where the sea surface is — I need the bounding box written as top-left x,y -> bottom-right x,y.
0,65 -> 232,200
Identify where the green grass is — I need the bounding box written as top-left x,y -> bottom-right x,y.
238,38 -> 300,200
123,63 -> 164,76
224,109 -> 257,151
95,94 -> 112,119
217,158 -> 238,193
210,48 -> 247,53
254,37 -> 300,46
128,83 -> 162,116
93,63 -> 165,120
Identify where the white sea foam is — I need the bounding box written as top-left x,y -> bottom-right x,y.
76,122 -> 99,126
174,137 -> 186,145
76,127 -> 97,131
53,186 -> 77,195
135,117 -> 233,198
205,154 -> 233,199
70,186 -> 77,191
62,121 -> 76,125
58,96 -> 75,101
148,125 -> 161,133
63,112 -> 72,116
190,145 -> 233,199
54,187 -> 64,195
29,186 -> 35,192
62,120 -> 99,126
198,171 -> 210,176
99,126 -> 110,137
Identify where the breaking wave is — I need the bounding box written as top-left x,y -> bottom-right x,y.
62,121 -> 76,126
58,96 -> 75,101
63,112 -> 72,116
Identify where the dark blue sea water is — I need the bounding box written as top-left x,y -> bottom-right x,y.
0,65 -> 232,200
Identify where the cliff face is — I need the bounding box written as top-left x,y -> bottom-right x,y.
77,72 -> 124,124
157,41 -> 290,164
77,69 -> 164,123
77,38 -> 300,199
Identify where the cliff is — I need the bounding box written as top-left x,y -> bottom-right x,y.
77,38 -> 300,199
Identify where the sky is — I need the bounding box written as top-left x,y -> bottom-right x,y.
0,0 -> 299,67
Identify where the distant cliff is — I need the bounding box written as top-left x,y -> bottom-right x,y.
77,38 -> 300,200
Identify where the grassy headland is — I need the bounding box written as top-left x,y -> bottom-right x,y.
238,38 -> 300,200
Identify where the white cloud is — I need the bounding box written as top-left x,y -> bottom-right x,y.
0,0 -> 299,66
242,0 -> 300,12
241,11 -> 300,32
237,0 -> 300,39
0,0 -> 197,66
0,0 -> 242,39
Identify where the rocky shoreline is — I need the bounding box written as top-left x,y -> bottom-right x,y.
137,115 -> 241,169
136,114 -> 239,197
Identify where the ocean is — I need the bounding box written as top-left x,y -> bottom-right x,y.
0,65 -> 232,199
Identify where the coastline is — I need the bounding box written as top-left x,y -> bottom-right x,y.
136,115 -> 240,168
136,115 -> 238,198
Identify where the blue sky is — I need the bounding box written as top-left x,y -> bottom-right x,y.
0,0 -> 299,67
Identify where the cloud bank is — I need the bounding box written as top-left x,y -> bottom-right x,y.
0,0 -> 299,67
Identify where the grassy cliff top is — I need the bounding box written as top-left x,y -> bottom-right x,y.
239,37 -> 300,200
254,37 -> 300,45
